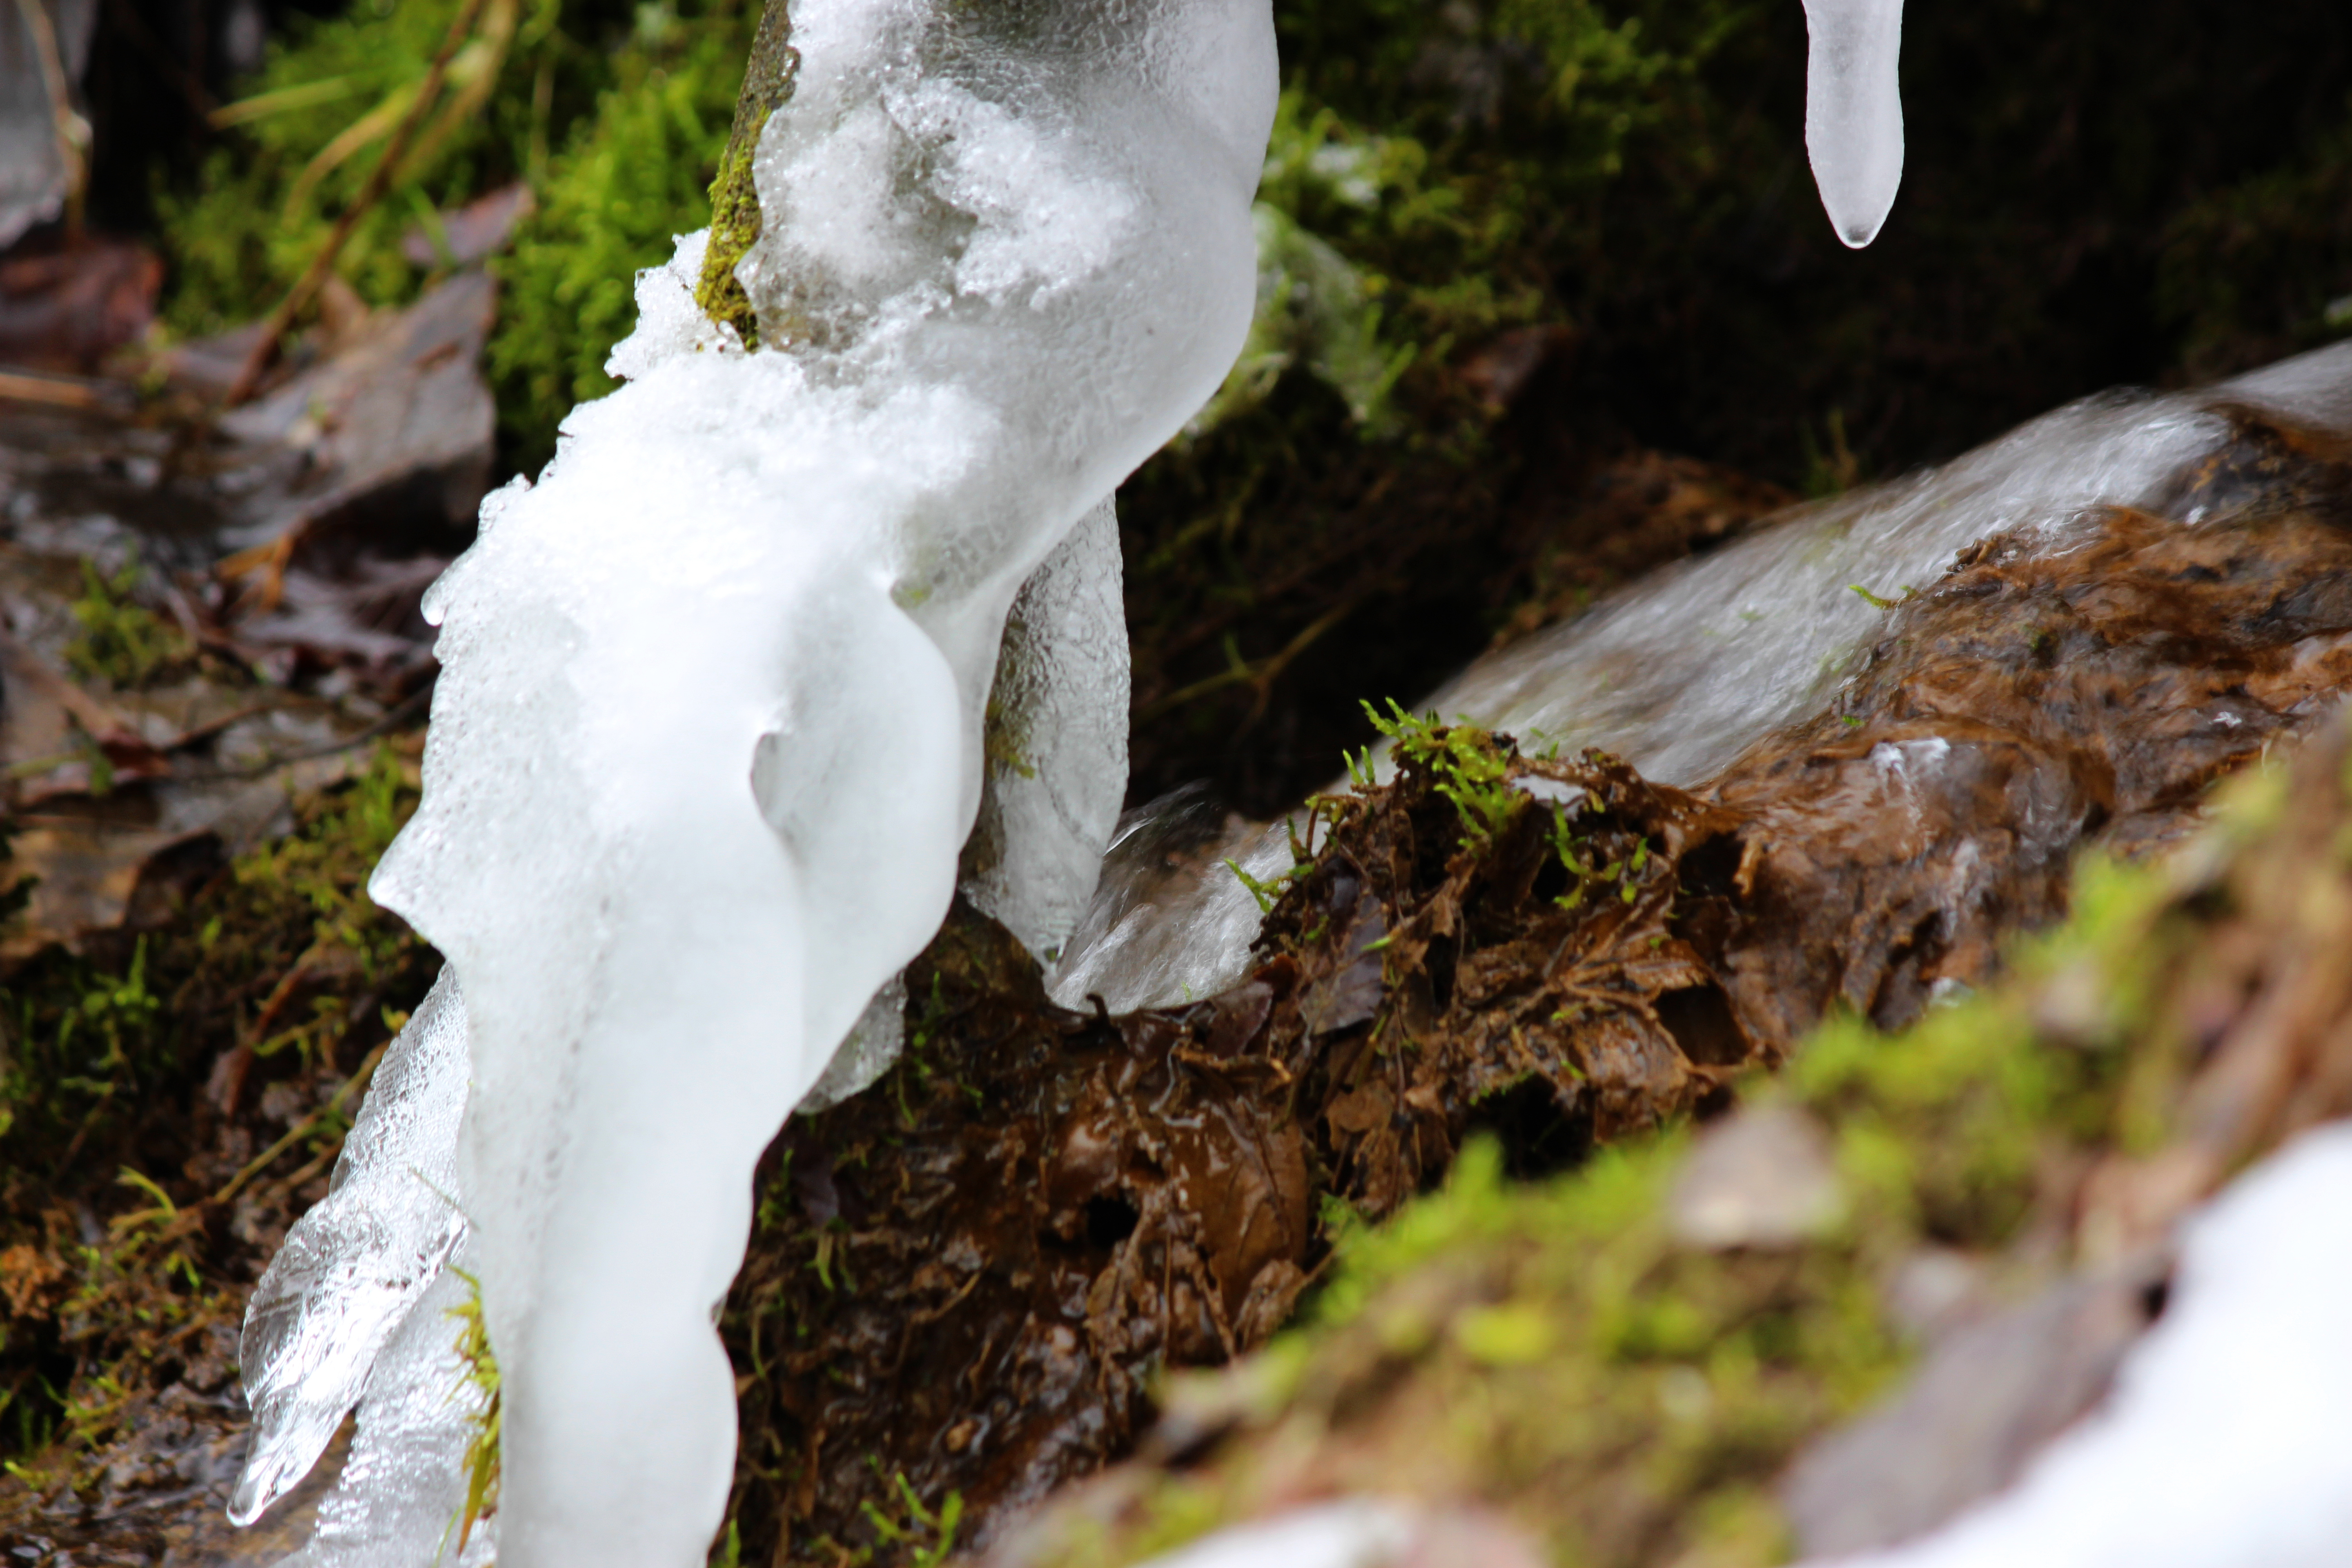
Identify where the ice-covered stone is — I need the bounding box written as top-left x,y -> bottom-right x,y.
1052,341 -> 2352,1013
1802,0 -> 1905,248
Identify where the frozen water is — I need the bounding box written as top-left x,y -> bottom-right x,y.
266,1 -> 1286,1563
271,1234 -> 498,1568
1802,0 -> 1905,247
1052,342 -> 2352,1011
231,968 -> 470,1527
1429,340 -> 2352,788
963,494 -> 1131,961
1809,1119 -> 2352,1568
1424,393 -> 2222,787
1048,815 -> 1296,1014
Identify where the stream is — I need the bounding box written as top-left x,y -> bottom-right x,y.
1049,339 -> 2352,1017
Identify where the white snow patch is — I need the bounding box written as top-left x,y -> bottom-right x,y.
1811,1120 -> 2352,1568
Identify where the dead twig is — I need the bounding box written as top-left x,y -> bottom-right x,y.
0,368 -> 135,413
205,1037 -> 391,1210
218,0 -> 493,410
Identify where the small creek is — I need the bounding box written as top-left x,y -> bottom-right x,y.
1049,341 -> 2352,1016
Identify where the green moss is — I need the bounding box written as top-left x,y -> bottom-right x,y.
158,0 -> 572,336
487,3 -> 755,467
150,0 -> 753,466
64,560 -> 191,691
448,1267 -> 503,1554
694,0 -> 799,344
1249,0 -> 1723,400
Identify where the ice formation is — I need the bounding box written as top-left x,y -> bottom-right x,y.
1805,1120 -> 2352,1568
230,1 -> 1278,1563
231,970 -> 469,1528
959,495 -> 1131,962
1801,0 -> 1904,247
1049,341 -> 2352,1012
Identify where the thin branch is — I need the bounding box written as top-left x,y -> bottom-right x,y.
218,0 -> 493,410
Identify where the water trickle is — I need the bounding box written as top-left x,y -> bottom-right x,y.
1053,342 -> 2352,1014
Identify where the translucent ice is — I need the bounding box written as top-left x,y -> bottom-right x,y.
231,968 -> 470,1527
1809,1120 -> 2352,1568
257,2 -> 1286,1564
1425,340 -> 2352,786
962,495 -> 1131,961
1049,814 -> 1297,1014
1802,0 -> 1905,248
271,1235 -> 499,1568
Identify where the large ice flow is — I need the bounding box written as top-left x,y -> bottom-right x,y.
225,1 -> 1285,1564
1802,0 -> 1905,248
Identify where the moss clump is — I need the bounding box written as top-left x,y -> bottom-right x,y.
693,0 -> 800,345
62,561 -> 193,692
487,3 -> 755,466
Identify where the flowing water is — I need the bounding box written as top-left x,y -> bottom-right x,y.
1048,340 -> 2352,1014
